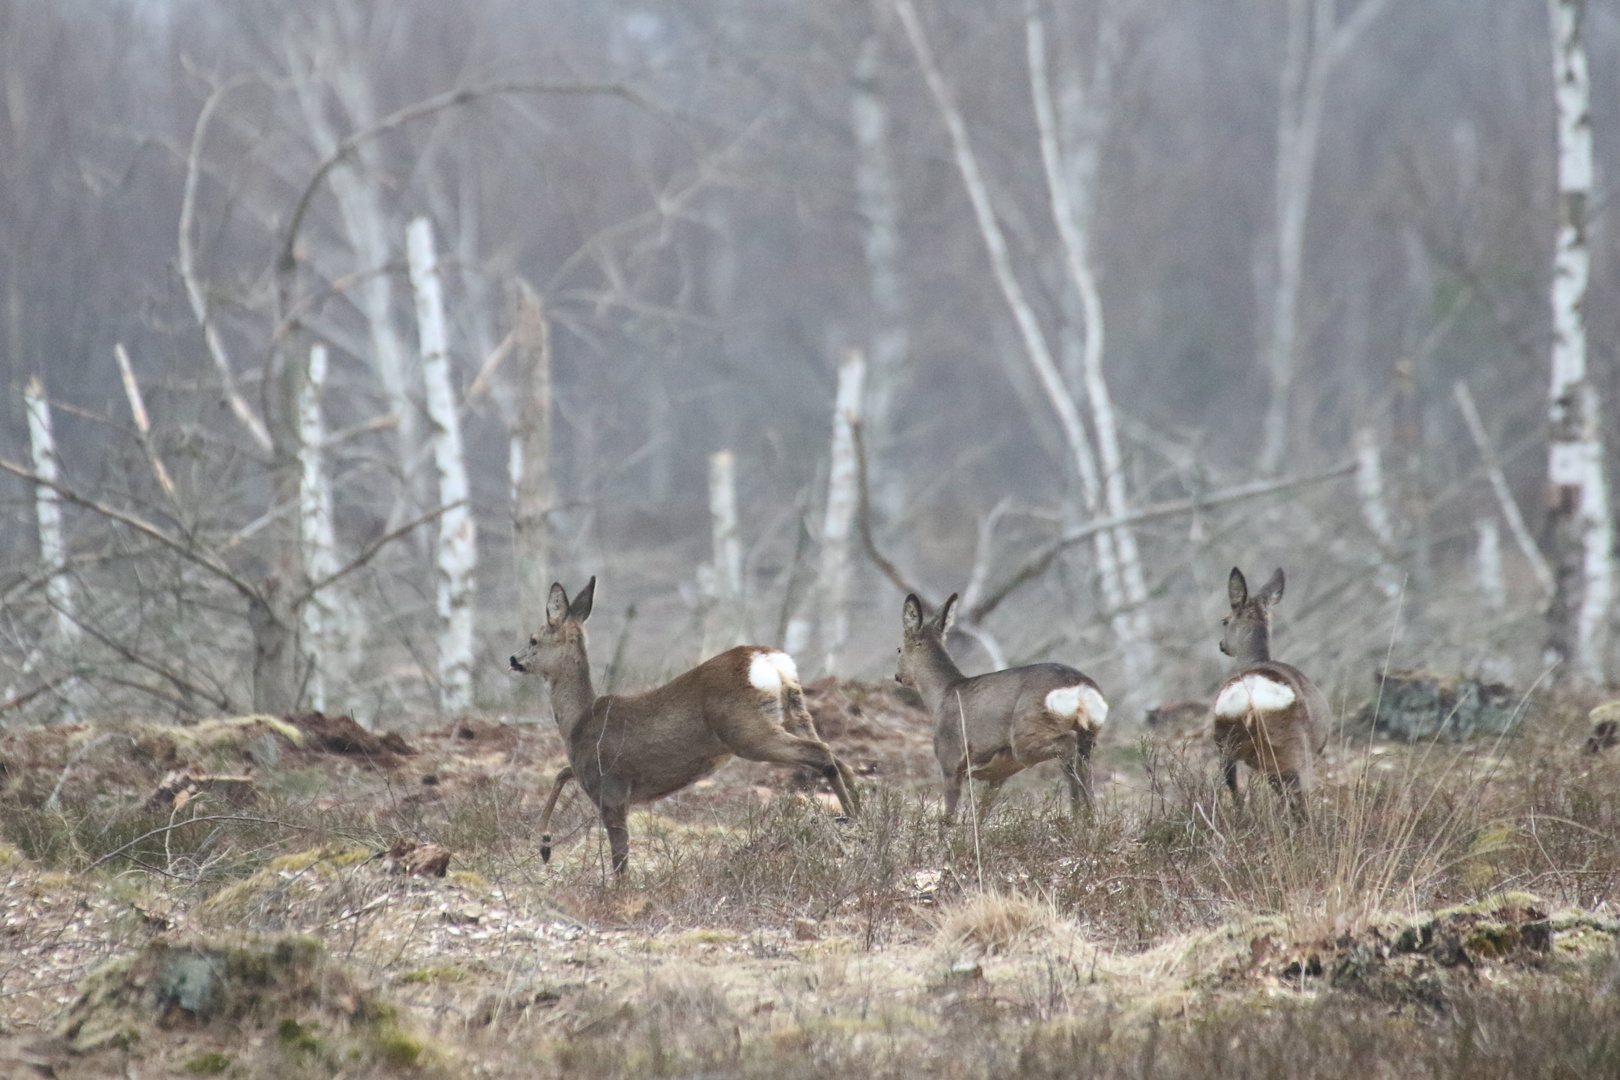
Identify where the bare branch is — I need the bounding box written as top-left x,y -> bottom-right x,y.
1454,380 -> 1554,595
292,499 -> 466,609
965,464 -> 1358,625
179,76 -> 275,453
851,420 -> 934,605
113,344 -> 180,503
0,458 -> 262,603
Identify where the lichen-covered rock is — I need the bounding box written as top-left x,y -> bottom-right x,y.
1359,671 -> 1524,742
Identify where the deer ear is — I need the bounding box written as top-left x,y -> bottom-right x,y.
1258,568 -> 1285,606
569,576 -> 596,622
937,593 -> 960,633
1227,567 -> 1248,608
546,583 -> 570,627
902,594 -> 925,635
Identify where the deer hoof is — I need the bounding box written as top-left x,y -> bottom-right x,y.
540,835 -> 552,863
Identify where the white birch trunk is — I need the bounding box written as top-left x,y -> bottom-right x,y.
700,450 -> 746,661
894,0 -> 1131,649
818,350 -> 866,676
512,281 -> 554,626
1256,0 -> 1390,474
1353,426 -> 1401,599
1025,0 -> 1155,693
288,45 -> 427,524
297,343 -> 365,716
407,217 -> 479,714
24,377 -> 75,642
1475,519 -> 1507,613
852,32 -> 910,529
1545,0 -> 1612,683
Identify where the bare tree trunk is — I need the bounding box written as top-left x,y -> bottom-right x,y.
1353,426 -> 1401,598
287,33 -> 428,529
1545,0 -> 1612,683
1475,519 -> 1507,612
1256,0 -> 1391,474
512,281 -> 554,626
852,31 -> 910,531
408,217 -> 479,714
1454,380 -> 1555,595
298,343 -> 362,716
700,450 -> 745,661
818,350 -> 866,676
1026,0 -> 1156,697
23,376 -> 75,642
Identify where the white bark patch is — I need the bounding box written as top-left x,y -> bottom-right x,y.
1214,674 -> 1296,718
749,652 -> 786,693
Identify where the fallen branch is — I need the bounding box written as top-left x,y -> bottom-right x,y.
86,814 -> 322,872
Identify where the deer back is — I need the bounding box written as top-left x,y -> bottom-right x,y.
938,663 -> 1108,768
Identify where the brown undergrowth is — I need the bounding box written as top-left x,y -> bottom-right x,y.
0,686 -> 1614,1076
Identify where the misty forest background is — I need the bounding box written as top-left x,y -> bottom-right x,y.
2,0 -> 1617,732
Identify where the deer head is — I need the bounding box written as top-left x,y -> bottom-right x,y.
510,577 -> 595,677
895,592 -> 958,688
1220,567 -> 1283,663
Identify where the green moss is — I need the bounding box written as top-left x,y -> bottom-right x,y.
278,1017 -> 323,1056
369,1024 -> 425,1068
399,965 -> 468,986
184,1051 -> 232,1075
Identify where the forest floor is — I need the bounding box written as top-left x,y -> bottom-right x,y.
0,679 -> 1617,1078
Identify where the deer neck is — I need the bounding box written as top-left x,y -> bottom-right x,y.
911,639 -> 967,717
545,650 -> 597,742
1230,626 -> 1272,667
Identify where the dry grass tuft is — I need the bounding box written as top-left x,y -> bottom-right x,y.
935,890 -> 1057,955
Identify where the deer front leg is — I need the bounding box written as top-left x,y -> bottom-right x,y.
600,803 -> 630,878
1269,770 -> 1309,822
537,765 -> 575,864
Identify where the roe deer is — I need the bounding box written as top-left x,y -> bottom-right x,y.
509,578 -> 861,875
1211,567 -> 1331,814
895,593 -> 1108,821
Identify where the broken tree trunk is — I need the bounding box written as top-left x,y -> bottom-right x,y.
408,217 -> 479,715
23,376 -> 75,642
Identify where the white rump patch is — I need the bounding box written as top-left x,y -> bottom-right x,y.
1079,686 -> 1109,728
749,651 -> 795,692
1047,684 -> 1108,728
1214,674 -> 1296,718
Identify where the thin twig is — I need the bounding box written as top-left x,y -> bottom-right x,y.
86,815 -> 321,872
1453,379 -> 1554,595
851,420 -> 933,604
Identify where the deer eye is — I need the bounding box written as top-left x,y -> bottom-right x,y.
529,634 -> 539,645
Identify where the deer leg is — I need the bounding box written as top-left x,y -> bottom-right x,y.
600,802 -> 630,878
976,778 -> 1007,820
1222,758 -> 1243,811
1272,770 -> 1309,822
538,765 -> 575,864
1062,736 -> 1095,820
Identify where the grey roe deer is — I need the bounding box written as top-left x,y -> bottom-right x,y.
1211,567 -> 1331,814
895,593 -> 1108,821
509,578 -> 861,876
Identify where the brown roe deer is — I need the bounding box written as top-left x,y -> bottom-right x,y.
1212,567 -> 1331,815
510,578 -> 861,876
895,593 -> 1108,821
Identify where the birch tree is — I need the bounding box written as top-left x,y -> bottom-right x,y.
894,0 -> 1154,691
408,217 -> 479,714
851,29 -> 910,530
23,376 -> 74,642
298,343 -> 363,715
512,281 -> 554,626
818,349 -> 866,676
699,450 -> 745,661
1544,0 -> 1612,683
1255,0 -> 1392,475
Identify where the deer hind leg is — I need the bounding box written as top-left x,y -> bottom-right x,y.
941,758 -> 966,827
538,765 -> 575,864
724,724 -> 861,820
1058,733 -> 1094,819
1222,757 -> 1243,811
1268,770 -> 1309,822
600,802 -> 630,878
975,777 -> 1008,820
